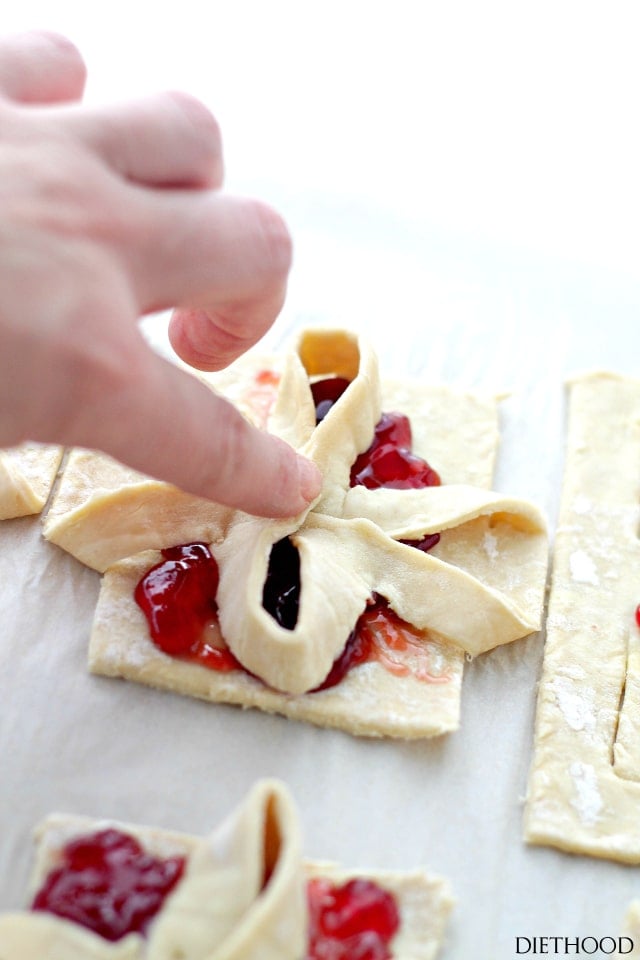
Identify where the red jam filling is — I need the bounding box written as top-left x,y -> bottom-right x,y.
306,877 -> 400,960
313,594 -> 449,691
31,829 -> 185,942
351,411 -> 441,490
312,377 -> 441,490
262,537 -> 301,630
635,604 -> 640,629
136,530 -> 444,689
134,543 -> 240,671
311,376 -> 351,424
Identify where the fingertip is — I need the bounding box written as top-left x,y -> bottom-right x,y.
0,30 -> 86,103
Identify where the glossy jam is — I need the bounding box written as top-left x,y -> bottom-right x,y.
306,877 -> 400,960
311,377 -> 351,424
635,604 -> 640,629
314,595 -> 449,690
351,412 -> 441,490
400,532 -> 441,553
134,543 -> 240,671
134,527 -> 443,688
31,829 -> 185,942
262,537 -> 301,630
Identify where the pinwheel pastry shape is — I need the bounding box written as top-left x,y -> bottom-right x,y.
46,328 -> 548,737
0,779 -> 453,959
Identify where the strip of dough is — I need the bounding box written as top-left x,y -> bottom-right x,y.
525,372 -> 640,862
0,444 -> 63,520
0,780 -> 454,960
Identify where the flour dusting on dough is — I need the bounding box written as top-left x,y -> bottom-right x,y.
569,549 -> 599,586
569,761 -> 602,826
572,495 -> 592,515
550,677 -> 595,732
483,531 -> 499,560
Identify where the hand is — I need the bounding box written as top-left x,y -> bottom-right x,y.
0,31 -> 321,517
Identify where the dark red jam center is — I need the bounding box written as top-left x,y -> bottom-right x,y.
635,604 -> 640,629
262,537 -> 301,630
31,829 -> 185,942
134,543 -> 240,671
313,593 -> 438,691
350,411 -> 441,490
306,877 -> 400,960
400,531 -> 441,552
311,377 -> 351,424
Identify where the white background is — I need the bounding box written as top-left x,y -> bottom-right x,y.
2,2 -> 640,958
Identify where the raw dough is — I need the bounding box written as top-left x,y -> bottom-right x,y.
89,330 -> 548,737
0,444 -> 63,520
0,779 -> 454,960
525,372 -> 640,862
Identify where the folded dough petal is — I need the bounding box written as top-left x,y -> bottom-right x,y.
217,508 -> 546,694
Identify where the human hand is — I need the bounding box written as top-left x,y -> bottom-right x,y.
0,31 -> 322,517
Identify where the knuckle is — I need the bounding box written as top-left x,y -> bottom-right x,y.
163,90 -> 223,176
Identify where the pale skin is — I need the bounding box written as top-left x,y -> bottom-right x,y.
0,30 -> 322,517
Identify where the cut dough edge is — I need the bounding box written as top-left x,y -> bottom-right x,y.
0,444 -> 63,520
525,372 -> 640,862
0,779 -> 454,960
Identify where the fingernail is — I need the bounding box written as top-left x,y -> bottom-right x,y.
297,457 -> 322,502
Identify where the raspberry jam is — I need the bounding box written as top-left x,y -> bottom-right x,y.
400,532 -> 441,552
306,877 -> 400,960
311,377 -> 351,424
31,829 -> 185,942
351,411 -> 441,490
314,594 -> 448,691
635,604 -> 640,629
134,543 -> 240,671
262,537 -> 301,630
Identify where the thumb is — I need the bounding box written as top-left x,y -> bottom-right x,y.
65,343 -> 322,518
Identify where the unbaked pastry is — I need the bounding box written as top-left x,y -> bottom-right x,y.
525,372 -> 640,862
42,353 -> 295,572
0,443 -> 63,520
0,779 -> 454,959
87,329 -> 548,738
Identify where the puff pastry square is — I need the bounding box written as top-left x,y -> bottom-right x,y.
0,779 -> 454,959
48,329 -> 548,738
525,372 -> 640,862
